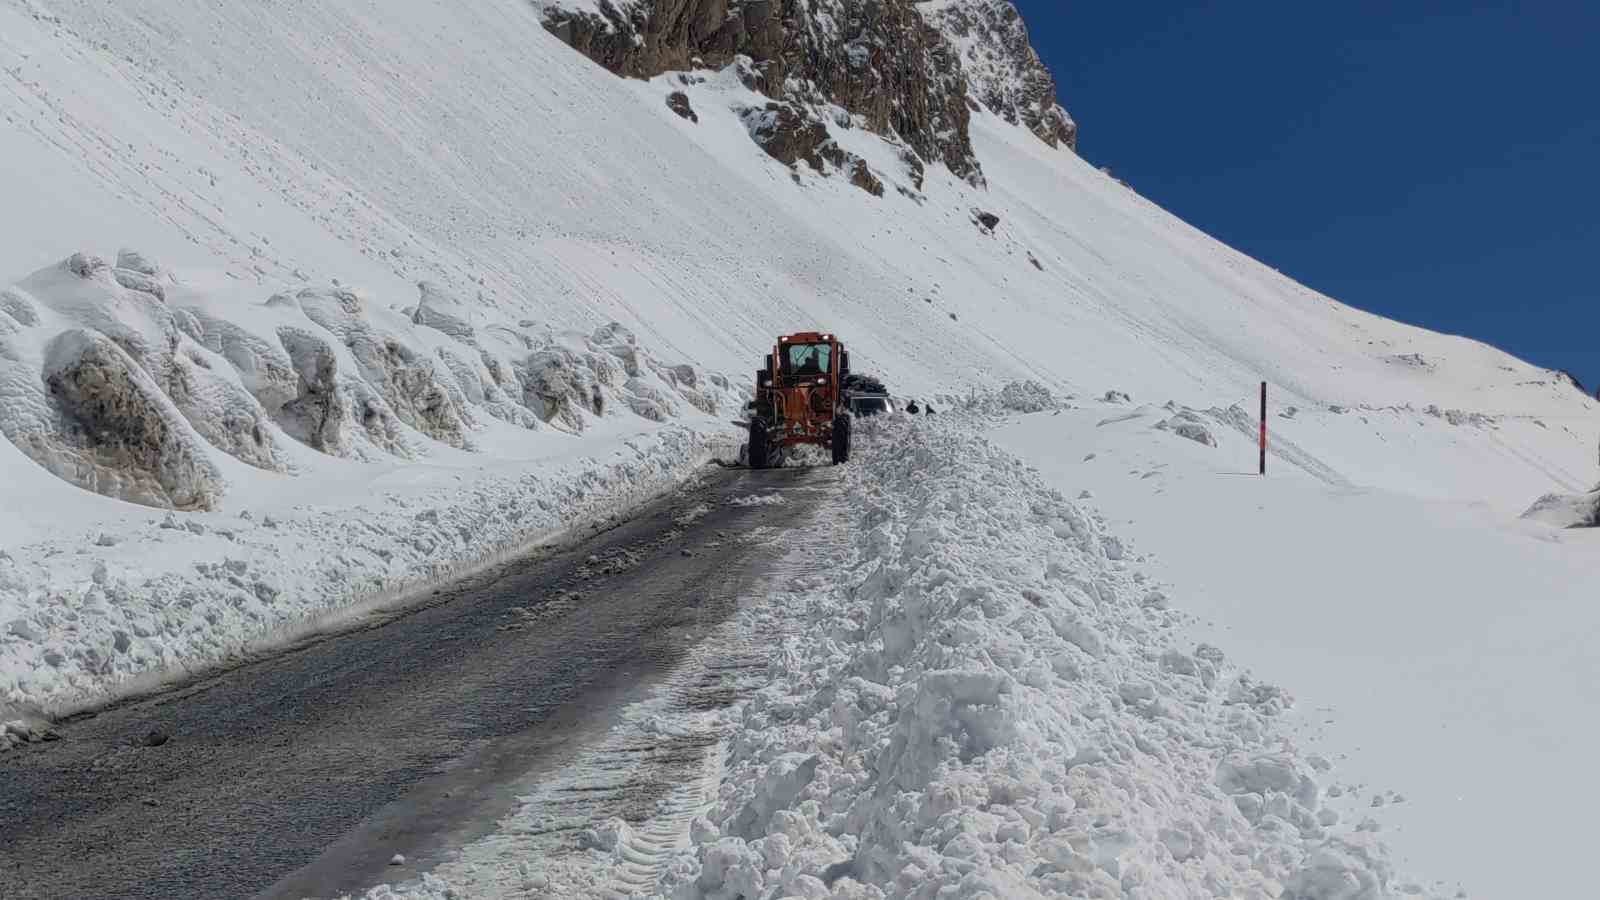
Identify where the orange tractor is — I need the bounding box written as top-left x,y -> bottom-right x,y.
747,332 -> 852,468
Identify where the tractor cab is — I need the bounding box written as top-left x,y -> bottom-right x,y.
778,339 -> 833,381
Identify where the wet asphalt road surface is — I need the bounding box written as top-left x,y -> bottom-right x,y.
0,464 -> 831,900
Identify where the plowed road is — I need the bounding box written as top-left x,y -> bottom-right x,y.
0,465 -> 833,900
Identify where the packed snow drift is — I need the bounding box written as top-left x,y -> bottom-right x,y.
662,417 -> 1406,900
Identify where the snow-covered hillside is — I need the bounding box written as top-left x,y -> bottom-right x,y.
2,0 -> 1596,895
4,0 -> 1592,436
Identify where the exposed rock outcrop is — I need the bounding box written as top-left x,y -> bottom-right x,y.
738,103 -> 831,170
666,90 -> 699,122
737,102 -> 886,196
918,0 -> 1077,150
537,0 -> 989,184
846,157 -> 886,197
899,148 -> 927,191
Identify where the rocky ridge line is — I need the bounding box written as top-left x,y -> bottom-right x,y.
533,0 -> 1076,192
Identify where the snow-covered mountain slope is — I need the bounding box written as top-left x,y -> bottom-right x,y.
3,0 -> 1596,893
3,0 -> 1592,447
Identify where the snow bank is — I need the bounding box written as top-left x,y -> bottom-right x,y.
0,424 -> 731,720
943,379 -> 1062,418
0,249 -> 748,718
657,417 -> 1431,899
0,251 -> 743,512
996,378 -> 1059,413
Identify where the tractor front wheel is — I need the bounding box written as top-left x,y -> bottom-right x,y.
749,419 -> 771,470
831,413 -> 852,465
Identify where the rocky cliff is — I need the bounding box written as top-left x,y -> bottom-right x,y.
917,0 -> 1077,150
534,0 -> 1074,190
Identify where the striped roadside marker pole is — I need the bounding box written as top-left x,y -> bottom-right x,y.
1259,381 -> 1267,476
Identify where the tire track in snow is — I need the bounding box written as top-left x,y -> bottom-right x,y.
350,474 -> 845,900
600,691 -> 728,899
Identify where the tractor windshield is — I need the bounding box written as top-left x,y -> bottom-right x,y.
782,343 -> 832,378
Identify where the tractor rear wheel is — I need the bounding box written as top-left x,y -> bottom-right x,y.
831,413 -> 851,465
749,419 -> 770,470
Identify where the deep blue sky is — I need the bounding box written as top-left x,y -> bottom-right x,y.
1014,1 -> 1600,392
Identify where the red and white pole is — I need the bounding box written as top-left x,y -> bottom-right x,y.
1259,381 -> 1267,476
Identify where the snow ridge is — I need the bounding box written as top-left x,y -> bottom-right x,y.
0,250 -> 739,511
661,417 -> 1428,899
536,0 -> 986,183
